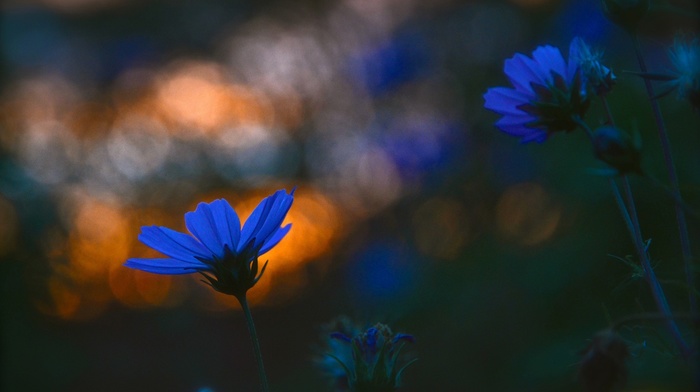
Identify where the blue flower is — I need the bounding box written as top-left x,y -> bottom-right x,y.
669,36 -> 700,110
327,323 -> 417,391
483,43 -> 589,143
631,36 -> 700,111
125,188 -> 294,297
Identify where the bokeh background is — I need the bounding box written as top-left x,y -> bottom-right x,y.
1,0 -> 699,390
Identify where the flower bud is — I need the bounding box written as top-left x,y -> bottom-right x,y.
315,316 -> 362,390
601,0 -> 649,32
578,329 -> 629,392
592,126 -> 642,174
324,322 -> 417,392
570,37 -> 616,96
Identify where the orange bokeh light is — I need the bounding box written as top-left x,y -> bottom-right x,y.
46,277 -> 81,319
412,197 -> 471,261
154,61 -> 275,136
496,182 -> 561,246
66,197 -> 132,281
39,194 -> 186,319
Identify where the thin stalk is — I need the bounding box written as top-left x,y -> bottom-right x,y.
601,97 -> 699,218
238,295 -> 269,392
619,176 -> 691,358
574,115 -> 692,358
609,177 -> 634,237
632,34 -> 696,315
573,115 -> 594,142
611,312 -> 699,332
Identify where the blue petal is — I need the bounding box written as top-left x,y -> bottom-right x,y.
531,46 -> 566,84
484,87 -> 531,115
330,332 -> 352,342
209,199 -> 242,252
239,195 -> 273,252
495,115 -> 539,136
392,333 -> 415,343
519,130 -> 548,143
504,53 -> 548,92
259,223 -> 292,255
124,257 -> 206,275
568,39 -> 582,82
185,202 -> 225,258
239,189 -> 293,252
139,226 -> 211,262
254,191 -> 294,248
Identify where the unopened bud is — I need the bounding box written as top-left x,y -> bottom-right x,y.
570,37 -> 616,96
592,126 -> 642,174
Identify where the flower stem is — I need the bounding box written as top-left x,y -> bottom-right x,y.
618,176 -> 692,359
575,115 -> 692,358
572,115 -> 594,141
237,295 -> 270,392
631,33 -> 696,317
611,312 -> 699,332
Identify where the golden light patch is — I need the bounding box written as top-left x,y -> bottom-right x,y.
496,182 -> 561,246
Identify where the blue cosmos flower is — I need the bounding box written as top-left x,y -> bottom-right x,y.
483,43 -> 589,143
125,188 -> 294,297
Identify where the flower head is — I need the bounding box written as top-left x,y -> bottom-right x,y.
669,36 -> 700,110
125,188 -> 294,297
326,322 -> 416,392
569,37 -> 616,96
632,36 -> 700,110
484,43 -> 589,143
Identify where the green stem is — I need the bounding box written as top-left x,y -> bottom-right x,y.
611,312 -> 699,332
619,176 -> 691,359
632,33 -> 696,316
573,115 -> 594,141
609,177 -> 634,237
238,295 -> 269,392
574,115 -> 692,358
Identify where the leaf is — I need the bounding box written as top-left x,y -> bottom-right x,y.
607,254 -> 645,279
651,85 -> 678,100
326,353 -> 353,380
624,71 -> 677,81
394,358 -> 419,386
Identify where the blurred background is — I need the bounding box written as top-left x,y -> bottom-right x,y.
1,0 -> 699,390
